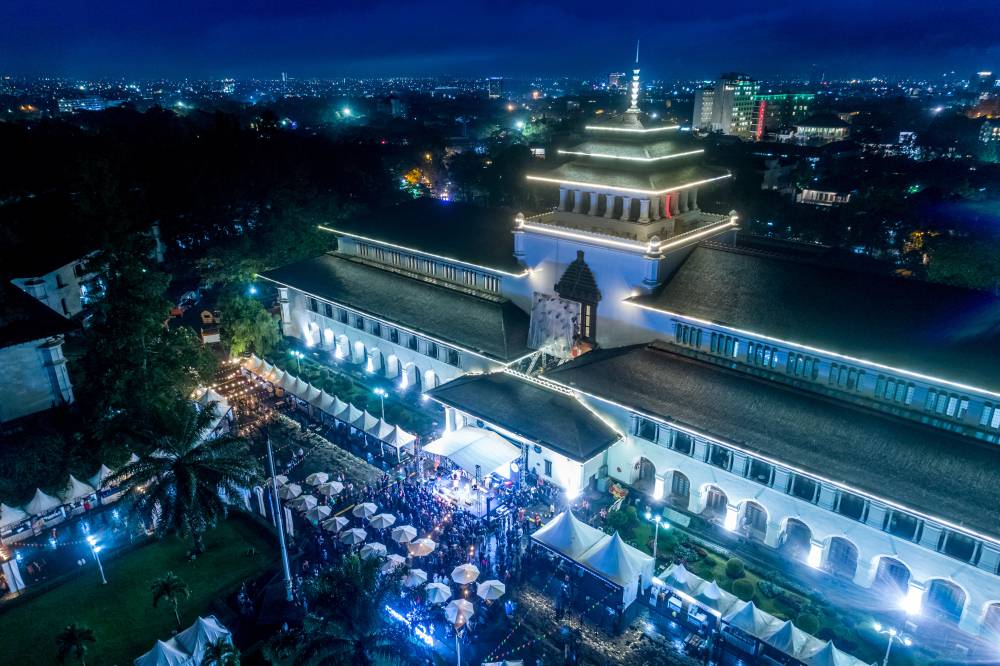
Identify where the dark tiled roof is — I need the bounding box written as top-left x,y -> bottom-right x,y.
0,282 -> 76,348
426,372 -> 621,462
259,254 -> 530,362
546,342 -> 1000,538
564,138 -> 700,161
629,244 -> 1000,391
540,162 -> 729,192
320,198 -> 523,274
586,110 -> 668,132
555,251 -> 601,303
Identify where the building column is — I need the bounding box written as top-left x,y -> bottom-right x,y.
572,190 -> 584,213
690,187 -> 700,211
679,189 -> 690,214
558,187 -> 569,211
588,191 -> 599,216
650,196 -> 660,220
669,192 -> 679,217
604,194 -> 616,218
620,196 -> 632,222
638,198 -> 651,222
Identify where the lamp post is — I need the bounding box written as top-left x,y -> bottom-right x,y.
644,511 -> 667,562
267,436 -> 294,603
374,387 -> 387,420
291,350 -> 304,375
873,623 -> 912,666
86,536 -> 107,585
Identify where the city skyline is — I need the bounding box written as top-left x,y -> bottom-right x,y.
3,0 -> 998,80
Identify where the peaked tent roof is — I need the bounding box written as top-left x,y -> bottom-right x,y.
88,464 -> 115,488
174,616 -> 231,663
24,488 -> 62,515
133,639 -> 192,666
765,620 -> 824,658
661,563 -> 700,596
60,475 -> 96,503
0,503 -> 28,528
531,510 -> 608,560
579,532 -> 638,588
723,601 -> 781,638
802,640 -> 867,666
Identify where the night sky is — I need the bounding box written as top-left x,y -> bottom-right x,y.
4,0 -> 999,80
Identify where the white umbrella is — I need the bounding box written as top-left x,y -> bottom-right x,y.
267,475 -> 289,487
321,516 -> 349,533
445,599 -> 475,627
477,580 -> 506,600
451,563 -> 480,585
404,569 -> 428,588
304,506 -> 332,523
408,538 -> 437,557
391,525 -> 417,544
382,554 -> 406,572
304,472 -> 329,486
288,495 -> 317,512
352,502 -> 378,518
315,481 -> 344,497
425,582 -> 452,604
360,542 -> 387,559
369,513 -> 396,530
340,528 -> 368,545
276,483 -> 302,500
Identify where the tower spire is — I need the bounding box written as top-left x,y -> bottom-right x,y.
629,40 -> 641,111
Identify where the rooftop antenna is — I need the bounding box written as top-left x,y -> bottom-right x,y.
629,39 -> 641,110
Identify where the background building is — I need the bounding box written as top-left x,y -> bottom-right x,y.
690,73 -> 759,139
753,92 -> 815,138
608,72 -> 626,89
487,76 -> 503,99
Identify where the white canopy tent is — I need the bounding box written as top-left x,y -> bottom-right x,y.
173,615 -> 232,664
88,464 -> 115,489
0,503 -> 28,529
423,427 -> 521,479
60,475 -> 96,504
133,639 -> 192,666
24,488 -> 62,516
802,640 -> 870,666
531,510 -> 607,560
764,620 -> 825,659
722,601 -> 782,639
659,563 -> 701,597
577,532 -> 654,606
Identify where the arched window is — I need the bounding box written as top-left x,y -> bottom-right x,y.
874,557 -> 910,596
704,486 -> 727,517
778,518 -> 811,559
669,472 -> 690,510
925,580 -> 966,623
826,537 -> 858,579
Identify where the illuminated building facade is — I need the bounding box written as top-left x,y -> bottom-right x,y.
262,62 -> 1000,642
690,73 -> 760,138
752,92 -> 815,136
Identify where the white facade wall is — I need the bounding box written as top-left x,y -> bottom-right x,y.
11,260 -> 89,318
0,337 -> 74,423
279,287 -> 501,390
575,393 -> 1000,635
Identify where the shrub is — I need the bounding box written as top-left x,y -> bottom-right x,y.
725,558 -> 745,579
816,627 -> 836,641
796,613 -> 820,634
732,579 -> 755,601
757,580 -> 779,599
605,507 -> 639,537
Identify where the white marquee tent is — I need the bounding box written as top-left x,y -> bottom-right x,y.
24,488 -> 62,515
133,639 -> 192,666
60,475 -> 96,504
173,615 -> 232,663
531,510 -> 607,560
578,531 -> 654,606
424,427 -> 520,479
0,503 -> 28,529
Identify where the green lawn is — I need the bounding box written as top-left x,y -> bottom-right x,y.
0,515 -> 276,666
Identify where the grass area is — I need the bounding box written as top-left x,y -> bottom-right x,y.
0,515 -> 276,666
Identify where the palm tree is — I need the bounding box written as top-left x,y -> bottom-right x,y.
202,638 -> 240,666
55,623 -> 96,665
272,554 -> 419,666
151,571 -> 191,630
107,401 -> 261,553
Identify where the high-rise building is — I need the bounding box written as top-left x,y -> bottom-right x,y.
689,73 -> 759,139
692,87 -> 715,130
487,76 -> 503,99
752,92 -> 815,137
973,71 -> 996,98
979,120 -> 1000,163
608,72 -> 626,89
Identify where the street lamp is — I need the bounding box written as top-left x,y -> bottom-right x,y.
86,536 -> 107,585
291,350 -> 304,374
373,387 -> 387,420
873,623 -> 912,666
644,511 -> 668,562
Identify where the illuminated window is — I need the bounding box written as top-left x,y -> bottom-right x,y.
543,459 -> 553,477
308,298 -> 318,313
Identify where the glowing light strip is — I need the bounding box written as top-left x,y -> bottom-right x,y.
520,222 -> 647,252
623,301 -> 1000,399
525,173 -> 731,196
256,274 -> 502,363
317,226 -> 529,278
656,221 -> 737,251
584,124 -> 680,133
557,148 -> 704,163
547,378 -> 1000,547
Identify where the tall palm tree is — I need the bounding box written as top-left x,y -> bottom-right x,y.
272,554 -> 419,666
107,400 -> 261,553
151,571 -> 191,630
202,638 -> 240,666
55,623 -> 96,665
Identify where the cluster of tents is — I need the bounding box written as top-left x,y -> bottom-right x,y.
531,510 -> 655,607
659,562 -> 871,666
0,456 -> 136,542
134,616 -> 232,666
242,355 -> 417,458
